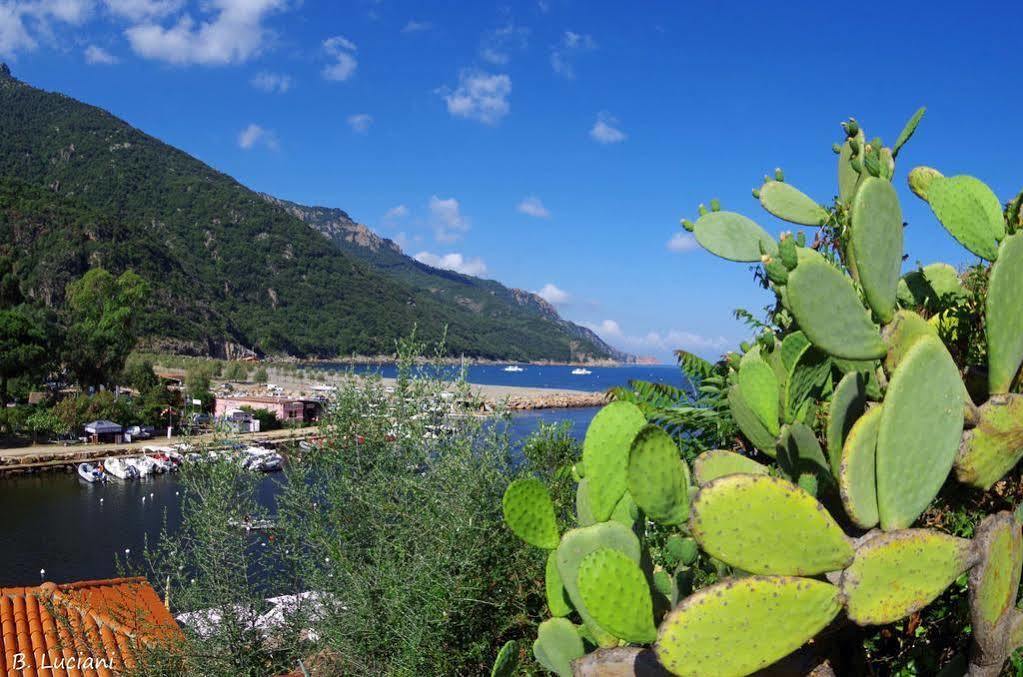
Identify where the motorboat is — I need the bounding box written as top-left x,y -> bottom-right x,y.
240,446 -> 284,472
125,456 -> 155,477
78,462 -> 106,483
571,368 -> 593,375
104,457 -> 139,480
502,365 -> 524,373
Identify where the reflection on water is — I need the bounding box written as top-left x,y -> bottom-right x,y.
0,408 -> 600,586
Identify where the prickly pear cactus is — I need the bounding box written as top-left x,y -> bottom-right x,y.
499,109 -> 1023,676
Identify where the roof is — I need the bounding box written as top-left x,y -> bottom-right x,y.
84,420 -> 123,433
0,577 -> 182,675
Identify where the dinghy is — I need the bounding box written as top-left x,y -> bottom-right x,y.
77,462 -> 106,483
104,457 -> 139,480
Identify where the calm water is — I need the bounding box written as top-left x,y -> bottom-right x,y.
0,407 -> 604,586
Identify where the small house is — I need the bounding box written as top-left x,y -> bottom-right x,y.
214,396 -> 321,424
84,420 -> 123,444
220,408 -> 261,434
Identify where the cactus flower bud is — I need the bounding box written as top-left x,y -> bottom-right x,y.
762,255 -> 789,285
845,118 -> 859,137
710,198 -> 721,212
795,231 -> 806,247
778,232 -> 798,270
698,203 -> 708,216
752,188 -> 761,199
774,167 -> 784,182
832,143 -> 842,154
680,218 -> 695,232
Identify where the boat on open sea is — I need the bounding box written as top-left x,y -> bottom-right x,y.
104,457 -> 139,480
503,365 -> 524,373
77,463 -> 106,483
571,368 -> 592,375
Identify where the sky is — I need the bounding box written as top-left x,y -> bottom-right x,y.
2,1 -> 1022,362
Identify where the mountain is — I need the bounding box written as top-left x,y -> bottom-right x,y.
261,195 -> 628,362
0,66 -> 626,363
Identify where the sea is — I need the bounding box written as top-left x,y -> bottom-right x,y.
0,364 -> 683,586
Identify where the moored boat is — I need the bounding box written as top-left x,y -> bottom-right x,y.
104,457 -> 139,480
77,462 -> 106,483
502,365 -> 524,373
571,368 -> 592,375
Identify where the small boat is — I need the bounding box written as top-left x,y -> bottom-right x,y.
503,365 -> 524,373
125,456 -> 155,477
240,447 -> 284,472
571,368 -> 593,375
78,462 -> 106,483
104,457 -> 139,480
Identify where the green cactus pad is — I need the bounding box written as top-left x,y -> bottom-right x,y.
787,256 -> 886,360
838,405 -> 882,529
987,233 -> 1023,394
582,401 -> 647,521
926,175 -> 1002,260
533,618 -> 584,677
827,371 -> 868,475
851,177 -> 904,322
491,640 -> 518,677
665,535 -> 699,568
737,355 -> 781,436
627,425 -> 689,525
841,529 -> 973,625
556,522 -> 642,646
876,335 -> 965,530
502,478 -> 560,549
546,550 -> 573,617
692,211 -> 778,262
777,422 -> 830,486
784,345 -> 831,424
610,490 -> 640,527
577,548 -> 657,644
882,309 -> 938,374
655,576 -> 842,677
898,263 -> 966,312
970,513 -> 1023,636
893,107 -> 926,157
954,395 -> 1023,489
727,385 -> 778,456
692,450 -> 769,485
758,180 -> 828,226
690,474 -> 853,575
576,478 -> 595,526
838,130 -> 866,203
780,331 -> 810,372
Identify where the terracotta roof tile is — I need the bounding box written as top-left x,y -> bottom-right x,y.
0,577 -> 182,676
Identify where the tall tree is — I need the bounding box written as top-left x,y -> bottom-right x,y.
63,268 -> 150,389
0,256 -> 53,402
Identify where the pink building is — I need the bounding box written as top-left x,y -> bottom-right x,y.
214,396 -> 321,423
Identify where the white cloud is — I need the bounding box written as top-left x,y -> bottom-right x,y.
401,19 -> 430,33
250,71 -> 291,93
125,0 -> 286,66
104,0 -> 184,21
584,319 -> 729,356
84,44 -> 118,64
517,196 -> 550,219
237,123 -> 277,150
590,112 -> 626,144
583,319 -> 623,339
383,204 -> 409,222
429,195 -> 470,242
414,251 -> 488,277
322,34 -> 357,81
347,113 -> 372,134
550,30 -> 596,78
0,0 -> 92,58
479,23 -> 528,65
535,283 -> 570,306
667,232 -> 698,252
439,69 -> 511,125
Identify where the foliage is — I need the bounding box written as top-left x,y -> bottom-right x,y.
51,391 -> 141,432
238,405 -> 279,432
502,111 -> 1023,676
252,367 -> 268,383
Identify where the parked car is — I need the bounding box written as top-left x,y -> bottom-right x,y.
126,425 -> 154,440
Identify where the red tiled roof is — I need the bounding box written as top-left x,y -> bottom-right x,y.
0,577 -> 182,676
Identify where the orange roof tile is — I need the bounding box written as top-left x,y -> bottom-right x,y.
0,577 -> 182,676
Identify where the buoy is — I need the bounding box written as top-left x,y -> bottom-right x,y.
125,548 -> 131,555
99,498 -> 104,503
39,568 -> 45,579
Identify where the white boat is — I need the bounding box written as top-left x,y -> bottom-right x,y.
125,456 -> 155,477
104,457 -> 139,480
503,365 -> 524,373
571,368 -> 593,375
241,447 -> 284,472
78,462 -> 106,483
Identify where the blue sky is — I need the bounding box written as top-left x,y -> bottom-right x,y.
2,1 -> 1022,362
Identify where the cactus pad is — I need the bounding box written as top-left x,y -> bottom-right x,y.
692,450 -> 769,485
777,422 -> 830,486
582,401 -> 647,521
491,640 -> 518,677
665,535 -> 699,568
876,335 -> 964,530
575,478 -> 595,526
655,576 -> 842,677
838,130 -> 866,203
784,345 -> 831,424
577,549 -> 657,644
556,522 -> 641,646
546,550 -> 573,617
841,529 -> 973,625
737,355 -> 781,436
787,256 -> 886,360
533,618 -> 584,677
758,180 -> 828,226
987,233 -> 1023,394
693,211 -> 778,262
838,405 -> 882,529
827,371 -> 868,475
882,309 -> 937,373
502,478 -> 560,549
970,513 -> 1023,640
727,385 -> 778,456
898,263 -> 966,312
610,490 -> 640,527
851,177 -> 903,322
954,395 -> 1023,489
925,175 -> 1002,260
627,425 -> 689,525
690,474 -> 853,575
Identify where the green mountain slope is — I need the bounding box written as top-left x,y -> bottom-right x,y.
0,66 -> 624,362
